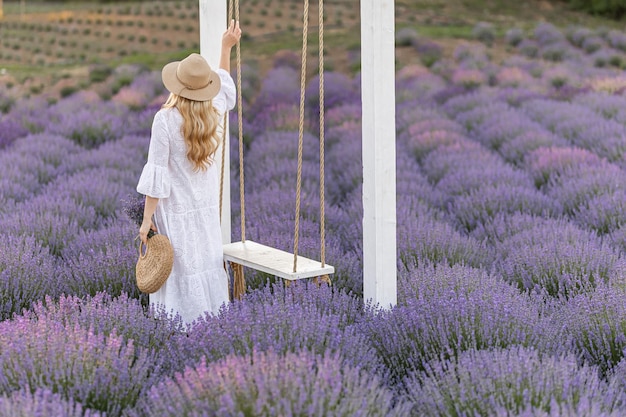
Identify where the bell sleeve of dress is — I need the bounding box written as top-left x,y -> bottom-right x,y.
136,110 -> 171,198
212,68 -> 237,115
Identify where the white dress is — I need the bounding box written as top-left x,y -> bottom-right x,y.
136,69 -> 236,325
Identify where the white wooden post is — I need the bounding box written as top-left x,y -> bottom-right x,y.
361,0 -> 397,309
199,0 -> 231,244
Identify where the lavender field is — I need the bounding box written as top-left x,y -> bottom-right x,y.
4,21 -> 626,415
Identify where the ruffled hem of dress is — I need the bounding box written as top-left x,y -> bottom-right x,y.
149,267 -> 230,324
137,163 -> 171,198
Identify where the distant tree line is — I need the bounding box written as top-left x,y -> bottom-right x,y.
565,0 -> 626,19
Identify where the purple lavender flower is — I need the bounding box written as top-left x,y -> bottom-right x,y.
178,282 -> 383,377
121,194 -> 145,227
582,35 -> 604,53
470,212 -> 550,244
534,22 -> 566,45
506,27 -> 525,47
134,350 -> 410,417
404,346 -> 622,416
25,292 -> 187,377
1,195 -> 95,256
442,89 -> 495,117
272,49 -> 301,70
495,218 -> 622,298
524,145 -> 604,188
0,389 -> 103,417
362,262 -> 541,385
43,95 -> 129,148
574,91 -> 626,125
306,72 -> 360,112
607,30 -> 626,52
567,27 -> 595,48
518,39 -> 540,58
396,27 -> 419,47
0,116 -> 28,150
545,163 -> 626,214
9,133 -> 84,173
59,220 -> 140,298
472,22 -> 495,46
453,43 -> 489,67
574,190 -> 626,234
452,183 -> 561,232
472,108 -> 550,151
250,66 -> 300,116
398,208 -> 492,269
522,98 -> 626,161
499,130 -> 567,165
451,68 -> 488,89
43,167 -> 135,222
420,141 -> 496,184
412,39 -> 444,68
0,314 -> 155,415
405,128 -> 466,162
552,285 -> 626,376
0,153 -> 45,202
496,86 -> 545,107
0,234 -> 59,320
436,162 -> 534,202
247,103 -> 301,137
325,103 -> 361,128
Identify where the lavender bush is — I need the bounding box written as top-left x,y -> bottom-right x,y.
451,183 -> 561,232
495,218 -> 623,298
59,221 -> 141,298
524,145 -> 604,188
25,292 -> 187,377
133,350 -> 410,417
0,117 -> 28,149
0,234 -> 59,320
551,285 -> 626,376
546,163 -> 626,215
362,262 -> 540,386
45,98 -> 128,148
0,389 -> 102,417
179,282 -> 383,376
0,314 -> 155,416
404,347 -> 623,416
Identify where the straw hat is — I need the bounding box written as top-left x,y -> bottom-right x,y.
161,53 -> 221,101
136,234 -> 174,294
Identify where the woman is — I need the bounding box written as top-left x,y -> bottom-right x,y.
137,20 -> 242,324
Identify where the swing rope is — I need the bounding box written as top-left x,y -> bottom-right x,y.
234,0 -> 245,244
292,0 -> 309,273
221,0 -> 328,298
227,0 -> 246,299
318,0 -> 326,269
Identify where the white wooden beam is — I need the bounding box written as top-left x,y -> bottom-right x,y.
361,0 -> 397,309
199,0 -> 231,244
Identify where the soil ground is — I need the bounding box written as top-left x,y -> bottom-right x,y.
0,0 -> 622,99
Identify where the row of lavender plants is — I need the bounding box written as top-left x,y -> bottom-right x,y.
3,21 -> 626,415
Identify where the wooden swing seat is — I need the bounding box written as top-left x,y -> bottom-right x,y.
223,240 -> 334,281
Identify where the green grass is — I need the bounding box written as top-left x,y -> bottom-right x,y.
3,1 -> 100,14
107,48 -> 198,71
409,24 -> 474,39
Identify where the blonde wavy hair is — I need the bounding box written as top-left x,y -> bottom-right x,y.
163,93 -> 221,171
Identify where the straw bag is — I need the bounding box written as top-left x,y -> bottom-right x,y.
136,233 -> 174,294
